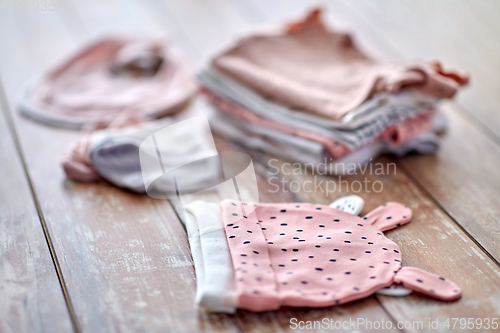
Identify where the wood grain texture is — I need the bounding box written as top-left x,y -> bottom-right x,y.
0,3 -> 238,333
0,93 -> 73,333
399,102 -> 500,261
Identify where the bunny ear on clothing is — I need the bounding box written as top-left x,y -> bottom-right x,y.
362,202 -> 412,231
393,267 -> 462,301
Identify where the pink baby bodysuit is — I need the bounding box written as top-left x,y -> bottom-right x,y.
221,200 -> 461,312
212,9 -> 468,121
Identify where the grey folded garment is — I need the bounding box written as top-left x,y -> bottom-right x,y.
199,67 -> 439,149
88,122 -> 219,193
62,109 -> 223,194
210,110 -> 327,164
209,107 -> 446,175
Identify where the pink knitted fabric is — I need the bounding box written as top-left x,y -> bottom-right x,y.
380,111 -> 433,147
220,200 -> 461,311
212,9 -> 469,121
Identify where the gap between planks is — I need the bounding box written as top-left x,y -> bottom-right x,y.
0,79 -> 81,333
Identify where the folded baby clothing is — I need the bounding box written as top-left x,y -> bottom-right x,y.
199,68 -> 438,150
61,109 -> 221,194
211,8 -> 468,120
199,8 -> 468,172
184,198 -> 461,313
211,109 -> 445,174
18,35 -> 196,129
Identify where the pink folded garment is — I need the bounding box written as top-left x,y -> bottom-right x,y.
221,200 -> 461,311
19,35 -> 196,129
379,111 -> 433,147
212,9 -> 468,121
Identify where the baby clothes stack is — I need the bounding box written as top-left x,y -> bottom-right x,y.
199,9 -> 469,173
184,198 -> 462,313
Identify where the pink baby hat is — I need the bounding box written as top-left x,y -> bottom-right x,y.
220,200 -> 461,312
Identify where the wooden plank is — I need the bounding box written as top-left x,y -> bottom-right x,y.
0,89 -> 74,333
398,102 -> 500,262
64,0 -> 200,61
0,3 -> 236,333
0,6 -> 76,333
155,0 -> 256,64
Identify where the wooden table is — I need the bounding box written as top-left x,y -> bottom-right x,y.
1,1 -> 500,332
